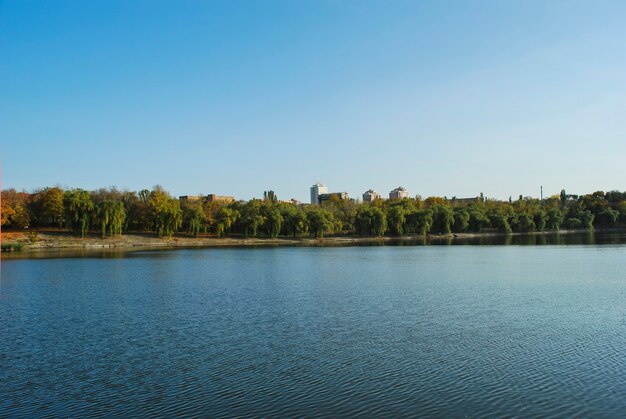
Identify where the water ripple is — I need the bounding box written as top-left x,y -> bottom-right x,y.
1,246 -> 626,417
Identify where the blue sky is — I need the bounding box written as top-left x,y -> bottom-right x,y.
1,0 -> 625,201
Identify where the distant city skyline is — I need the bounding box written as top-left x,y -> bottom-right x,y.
1,1 -> 625,201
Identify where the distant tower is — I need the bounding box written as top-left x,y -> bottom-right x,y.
310,182 -> 328,205
541,186 -> 543,200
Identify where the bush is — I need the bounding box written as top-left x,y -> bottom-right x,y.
1,242 -> 24,252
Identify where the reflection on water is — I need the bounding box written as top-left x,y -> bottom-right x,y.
429,230 -> 603,246
3,231 -> 625,260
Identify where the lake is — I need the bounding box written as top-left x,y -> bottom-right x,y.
1,233 -> 625,417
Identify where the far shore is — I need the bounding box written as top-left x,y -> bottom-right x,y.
2,228 -> 620,257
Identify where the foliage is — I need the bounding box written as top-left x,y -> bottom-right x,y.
263,206 -> 283,238
430,204 -> 454,234
1,189 -> 31,228
405,209 -> 432,235
355,206 -> 387,236
95,200 -> 126,237
30,187 -> 65,228
1,242 -> 24,252
546,208 -> 564,231
147,186 -> 182,237
182,201 -> 206,237
387,205 -> 406,236
306,206 -> 334,238
281,204 -> 308,237
4,186 -> 626,239
452,208 -> 470,233
240,200 -> 264,237
64,189 -> 94,237
216,207 -> 239,237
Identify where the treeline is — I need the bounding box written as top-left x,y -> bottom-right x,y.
2,187 -> 626,238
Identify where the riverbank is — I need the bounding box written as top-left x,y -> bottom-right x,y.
2,228 -> 619,255
3,230 -> 425,251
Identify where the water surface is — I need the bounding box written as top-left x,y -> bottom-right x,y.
1,238 -> 625,416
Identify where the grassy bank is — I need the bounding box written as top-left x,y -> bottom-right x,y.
1,242 -> 24,252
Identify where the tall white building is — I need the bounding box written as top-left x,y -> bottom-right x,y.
310,183 -> 328,205
389,186 -> 409,200
362,189 -> 380,203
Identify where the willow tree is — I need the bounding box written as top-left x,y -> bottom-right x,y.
405,209 -> 432,236
452,208 -> 470,233
95,200 -> 126,238
216,207 -> 239,237
240,200 -> 265,237
430,204 -> 454,234
387,205 -> 406,236
264,207 -> 283,238
183,202 -> 206,237
64,189 -> 94,237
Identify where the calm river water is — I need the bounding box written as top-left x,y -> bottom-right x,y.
1,233 -> 626,417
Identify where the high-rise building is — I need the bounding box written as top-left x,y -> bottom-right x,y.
362,189 -> 380,203
389,187 -> 409,200
310,183 -> 328,205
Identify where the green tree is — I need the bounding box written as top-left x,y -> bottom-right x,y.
516,213 -> 535,232
240,200 -> 265,237
64,189 -> 94,237
306,206 -> 334,238
545,208 -> 564,230
430,204 -> 454,234
596,207 -> 619,227
565,206 -> 594,230
95,200 -> 126,237
617,201 -> 626,224
263,190 -> 278,203
37,187 -> 65,228
467,205 -> 489,232
354,206 -> 374,236
121,190 -> 150,232
533,209 -> 547,231
387,205 -> 406,236
282,205 -> 308,237
182,201 -> 206,237
489,208 -> 512,234
148,186 -> 182,237
354,206 -> 387,237
216,207 -> 239,237
580,210 -> 595,230
264,207 -> 283,238
369,207 -> 386,236
452,208 -> 470,232
405,209 -> 432,235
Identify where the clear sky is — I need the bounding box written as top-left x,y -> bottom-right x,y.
1,0 -> 625,202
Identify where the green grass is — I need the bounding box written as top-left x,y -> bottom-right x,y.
1,242 -> 24,252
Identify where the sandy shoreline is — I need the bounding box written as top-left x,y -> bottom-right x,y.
1,228 -> 609,256
3,230 -> 434,250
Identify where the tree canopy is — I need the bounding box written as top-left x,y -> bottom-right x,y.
3,186 -> 626,239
